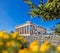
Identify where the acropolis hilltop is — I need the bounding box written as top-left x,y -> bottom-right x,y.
16,21 -> 46,36
15,21 -> 60,45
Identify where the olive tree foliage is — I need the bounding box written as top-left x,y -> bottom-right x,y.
24,0 -> 60,21
50,23 -> 60,35
54,23 -> 60,35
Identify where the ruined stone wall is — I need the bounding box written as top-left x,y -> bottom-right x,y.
24,34 -> 60,46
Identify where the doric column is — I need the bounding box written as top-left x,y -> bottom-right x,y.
22,27 -> 23,34
26,26 -> 27,34
22,27 -> 24,34
30,25 -> 31,35
19,28 -> 20,34
27,26 -> 29,34
20,28 -> 21,34
30,25 -> 31,34
23,27 -> 24,34
25,26 -> 26,34
21,27 -> 22,34
20,27 -> 21,34
27,25 -> 29,34
24,26 -> 25,34
21,27 -> 23,34
29,25 -> 30,34
30,25 -> 33,35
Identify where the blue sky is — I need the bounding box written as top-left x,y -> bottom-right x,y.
0,0 -> 60,33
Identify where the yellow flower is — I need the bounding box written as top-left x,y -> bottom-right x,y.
40,44 -> 50,53
6,41 -> 16,47
18,48 -> 30,53
51,43 -> 55,46
57,45 -> 60,52
0,42 -> 3,46
16,43 -> 22,48
23,39 -> 28,43
6,41 -> 11,47
2,50 -> 8,53
11,41 -> 16,47
0,31 -> 9,39
44,40 -> 49,45
0,31 -> 4,38
18,49 -> 24,53
12,32 -> 18,38
17,36 -> 24,40
23,48 -> 30,53
29,41 -> 39,52
2,34 -> 9,39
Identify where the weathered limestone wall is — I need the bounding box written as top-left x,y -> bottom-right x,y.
24,34 -> 60,46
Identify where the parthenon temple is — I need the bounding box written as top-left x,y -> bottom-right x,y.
15,21 -> 46,36
15,21 -> 60,45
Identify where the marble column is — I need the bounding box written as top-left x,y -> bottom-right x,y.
29,25 -> 30,34
22,27 -> 23,34
21,27 -> 22,34
30,25 -> 31,35
27,25 -> 29,34
21,27 -> 23,34
28,25 -> 30,34
26,26 -> 27,34
19,28 -> 21,34
25,26 -> 26,34
19,28 -> 20,34
30,25 -> 33,35
20,27 -> 21,34
27,26 -> 28,34
23,27 -> 24,34
23,27 -> 25,34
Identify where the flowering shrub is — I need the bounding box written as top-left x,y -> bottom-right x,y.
0,31 -> 28,53
0,31 -> 60,53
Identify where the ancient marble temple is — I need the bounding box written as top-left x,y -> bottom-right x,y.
15,21 -> 46,36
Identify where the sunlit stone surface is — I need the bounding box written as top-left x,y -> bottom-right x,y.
16,21 -> 46,36
15,21 -> 60,46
